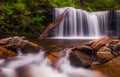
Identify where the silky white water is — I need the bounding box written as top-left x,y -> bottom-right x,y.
51,7 -> 109,39
0,50 -> 105,77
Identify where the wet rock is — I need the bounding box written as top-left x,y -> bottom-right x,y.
46,52 -> 58,67
110,42 -> 120,52
0,36 -> 41,53
0,37 -> 12,45
68,36 -> 120,67
104,39 -> 120,57
69,51 -> 92,68
46,48 -> 92,68
90,36 -> 112,51
21,41 -> 41,53
96,51 -> 113,63
0,46 -> 16,58
72,45 -> 93,56
91,56 -> 120,77
84,41 -> 94,46
55,47 -> 93,68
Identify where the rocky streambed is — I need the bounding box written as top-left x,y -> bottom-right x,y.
0,36 -> 120,77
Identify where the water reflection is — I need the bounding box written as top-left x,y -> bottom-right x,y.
32,39 -> 92,51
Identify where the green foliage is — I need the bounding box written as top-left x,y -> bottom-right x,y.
33,10 -> 45,30
47,0 -> 119,11
48,0 -> 74,7
17,0 -> 27,3
86,6 -> 94,12
0,16 -> 4,26
13,3 -> 26,11
21,20 -> 27,27
1,0 -> 46,38
1,0 -> 120,38
3,3 -> 14,15
33,11 -> 45,24
86,0 -> 116,11
73,0 -> 82,8
0,16 -> 4,22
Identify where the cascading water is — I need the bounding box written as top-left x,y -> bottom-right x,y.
116,10 -> 120,36
0,50 -> 105,77
50,7 -> 113,39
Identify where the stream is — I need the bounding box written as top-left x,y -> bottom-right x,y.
32,39 -> 92,51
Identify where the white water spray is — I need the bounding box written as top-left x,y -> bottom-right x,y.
0,50 -> 106,77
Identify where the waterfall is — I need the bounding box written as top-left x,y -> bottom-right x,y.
116,10 -> 120,36
50,7 -> 111,39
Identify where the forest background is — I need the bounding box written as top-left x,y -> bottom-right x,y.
0,0 -> 120,38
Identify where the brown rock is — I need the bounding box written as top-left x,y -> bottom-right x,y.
64,46 -> 93,68
111,42 -> 120,52
90,36 -> 112,51
0,36 -> 41,53
91,56 -> 120,77
0,46 -> 16,58
96,51 -> 113,63
0,37 -> 12,45
22,41 -> 41,53
69,50 -> 92,68
46,52 -> 58,67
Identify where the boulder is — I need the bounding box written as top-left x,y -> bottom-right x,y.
72,45 -> 94,56
58,47 -> 93,68
45,47 -> 92,68
69,51 -> 92,68
0,36 -> 41,53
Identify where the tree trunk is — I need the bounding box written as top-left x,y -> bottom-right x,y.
38,8 -> 68,39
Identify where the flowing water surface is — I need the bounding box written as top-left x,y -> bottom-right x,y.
32,39 -> 92,51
